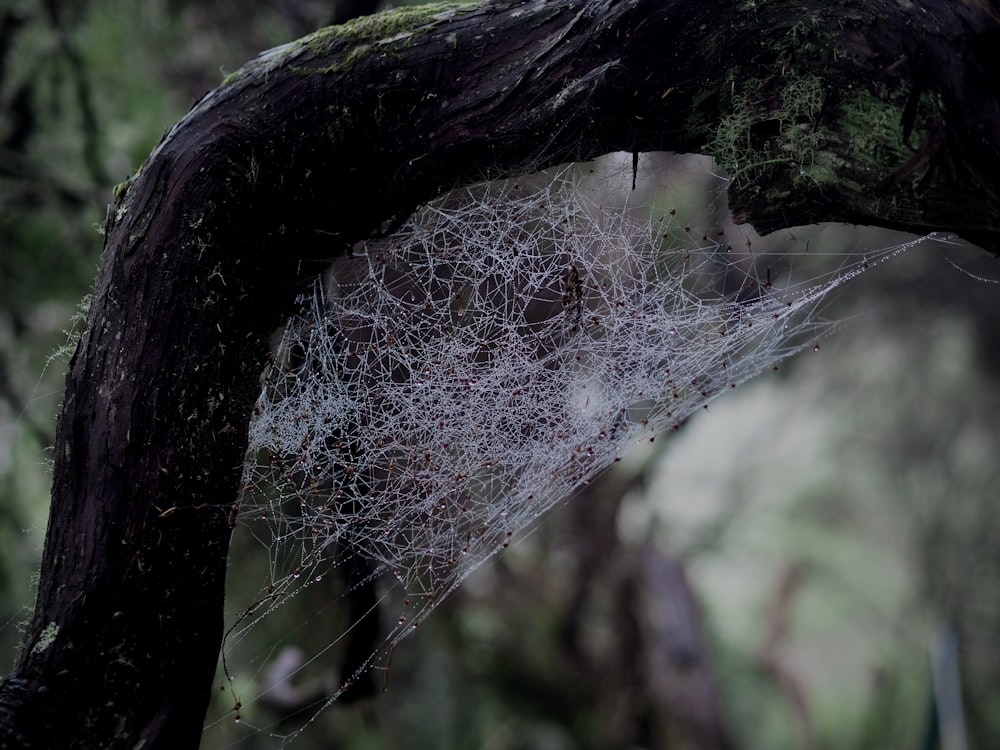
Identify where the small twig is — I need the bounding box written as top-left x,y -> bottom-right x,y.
757,562 -> 814,750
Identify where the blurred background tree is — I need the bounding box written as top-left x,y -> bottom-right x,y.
2,2 -> 999,749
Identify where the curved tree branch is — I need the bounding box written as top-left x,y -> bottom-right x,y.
1,0 -> 998,747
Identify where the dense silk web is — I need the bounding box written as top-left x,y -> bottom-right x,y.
225,157 -> 929,735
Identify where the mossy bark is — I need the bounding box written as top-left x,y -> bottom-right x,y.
1,0 -> 998,747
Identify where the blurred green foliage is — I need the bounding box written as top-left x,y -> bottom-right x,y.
3,2 -> 1000,750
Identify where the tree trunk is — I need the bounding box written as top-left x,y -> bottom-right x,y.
1,0 -> 998,747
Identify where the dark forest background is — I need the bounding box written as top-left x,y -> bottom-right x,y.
2,2 -> 1000,748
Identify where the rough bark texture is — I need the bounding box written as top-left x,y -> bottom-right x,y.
1,0 -> 998,747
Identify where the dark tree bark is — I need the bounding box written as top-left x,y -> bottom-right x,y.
1,0 -> 998,747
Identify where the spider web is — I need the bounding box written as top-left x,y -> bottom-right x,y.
217,154 -> 932,742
